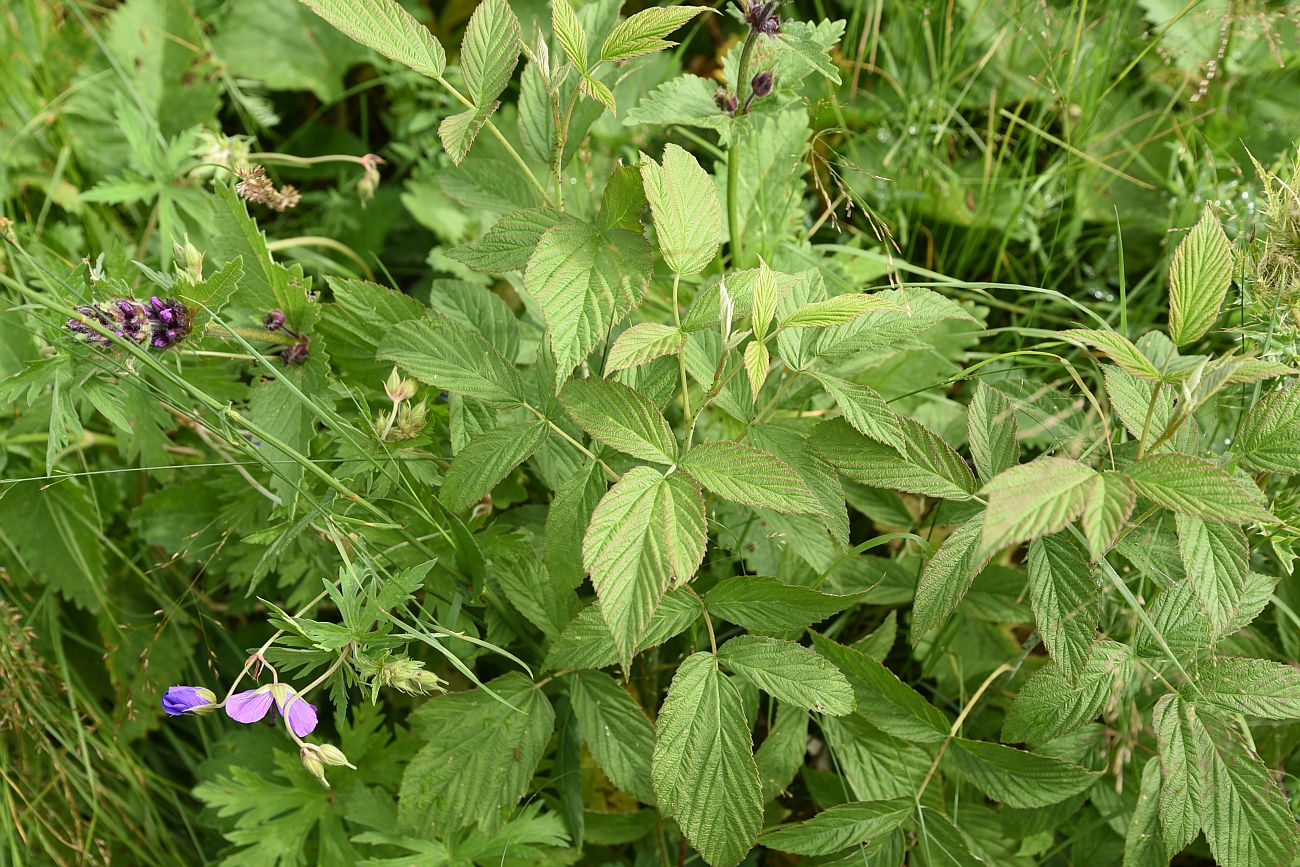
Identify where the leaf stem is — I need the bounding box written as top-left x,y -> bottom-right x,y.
524,403 -> 619,482
672,274 -> 692,422
437,76 -> 554,207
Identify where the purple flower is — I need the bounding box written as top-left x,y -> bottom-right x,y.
751,71 -> 774,98
281,341 -> 310,366
745,0 -> 780,35
161,685 -> 216,716
146,296 -> 191,350
265,309 -> 287,331
66,303 -> 115,347
225,683 -> 318,737
714,88 -> 738,116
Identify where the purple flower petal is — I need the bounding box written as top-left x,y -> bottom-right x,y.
224,688 -> 274,724
275,688 -> 319,737
161,685 -> 215,716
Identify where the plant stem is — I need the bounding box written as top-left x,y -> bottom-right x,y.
524,403 -> 619,482
437,77 -> 554,207
672,274 -> 691,423
726,31 -> 761,268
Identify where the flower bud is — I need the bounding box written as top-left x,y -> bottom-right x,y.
379,657 -> 447,696
357,154 -> 384,206
714,88 -> 738,116
161,685 -> 218,717
300,745 -> 329,787
282,341 -> 310,366
316,744 -> 356,768
394,400 -> 428,440
751,71 -> 774,98
173,236 -> 205,284
745,0 -> 780,35
384,367 -> 418,403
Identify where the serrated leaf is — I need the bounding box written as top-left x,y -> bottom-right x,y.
912,516 -> 989,641
545,462 -> 606,590
1239,382 -> 1300,474
949,738 -> 1101,808
568,670 -> 656,803
524,221 -> 652,388
652,653 -> 762,867
580,74 -> 616,112
1027,534 -> 1099,682
760,799 -> 911,856
815,286 -> 975,358
640,143 -> 721,276
750,259 -> 781,338
1125,758 -> 1166,867
298,0 -> 445,78
812,417 -> 976,501
967,383 -> 1018,481
583,468 -> 706,666
624,74 -> 730,133
743,341 -> 769,399
545,590 -> 701,671
704,576 -> 858,632
178,258 -> 242,334
560,378 -> 677,464
1080,472 -> 1136,559
979,456 -> 1096,556
1140,571 -> 1277,659
1104,364 -> 1174,447
1168,206 -> 1233,345
448,209 -> 569,273
1175,515 -> 1248,632
601,5 -> 709,62
1195,658 -> 1300,720
755,702 -> 808,801
780,293 -> 894,328
1062,329 -> 1162,379
399,673 -> 553,833
461,0 -> 519,107
441,420 -> 548,511
379,316 -> 524,403
551,0 -> 588,73
811,372 -> 905,452
913,809 -> 986,867
679,441 -> 821,515
717,635 -> 854,716
810,633 -> 949,743
438,101 -> 499,165
605,323 -> 685,373
1003,639 -> 1132,743
1125,454 -> 1272,523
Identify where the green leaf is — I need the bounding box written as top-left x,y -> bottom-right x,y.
966,383 -> 1019,482
810,372 -> 905,452
1125,454 -> 1272,523
652,653 -> 763,867
1239,382 -> 1300,474
551,0 -> 588,73
544,590 -> 702,671
911,516 -> 989,641
948,738 -> 1101,808
448,208 -> 569,273
743,340 -> 769,399
580,74 -> 616,113
598,164 -> 647,231
760,799 -> 911,856
461,0 -> 519,107
812,417 -> 976,501
524,221 -> 652,388
441,420 -> 548,511
1156,700 -> 1207,859
492,546 -> 575,638
560,379 -> 678,464
820,714 -> 930,801
755,702 -> 808,801
1062,329 -> 1162,379
810,633 -> 949,743
1080,472 -> 1137,559
640,145 -> 721,276
913,809 -> 985,867
979,456 -> 1096,557
679,441 -> 822,515
815,286 -> 975,359
717,635 -> 854,716
399,673 -> 554,833
1125,759 -> 1166,867
568,670 -> 656,804
624,74 -> 731,133
704,576 -> 859,632
1195,658 -> 1300,720
379,316 -> 524,404
601,5 -> 710,62
1168,206 -> 1234,345
438,101 -> 499,165
1140,571 -> 1277,659
1027,534 -> 1099,682
605,323 -> 685,373
545,462 -> 606,590
1194,705 -> 1300,866
1176,515 -> 1248,632
779,293 -> 894,328
583,467 -> 706,666
1003,639 -> 1133,743
298,0 -> 446,78
0,479 -> 104,611
178,258 -> 243,334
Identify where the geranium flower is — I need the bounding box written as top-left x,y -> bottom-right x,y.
161,685 -> 216,716
224,683 -> 318,737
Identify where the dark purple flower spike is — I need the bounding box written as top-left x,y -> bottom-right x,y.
161,685 -> 217,716
147,296 -> 191,350
745,0 -> 780,35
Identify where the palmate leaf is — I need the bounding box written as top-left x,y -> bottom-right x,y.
717,635 -> 854,716
1168,206 -> 1234,345
524,220 -> 652,388
298,0 -> 445,78
679,440 -> 822,515
560,378 -> 678,464
582,467 -> 706,666
760,798 -> 911,856
948,738 -> 1101,808
640,144 -> 721,276
601,5 -> 710,62
399,673 -> 554,834
1027,534 -> 1099,682
1125,454 -> 1272,523
978,456 -> 1096,557
652,653 -> 763,867
567,670 -> 656,804
440,420 -> 548,511
1239,382 -> 1300,474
